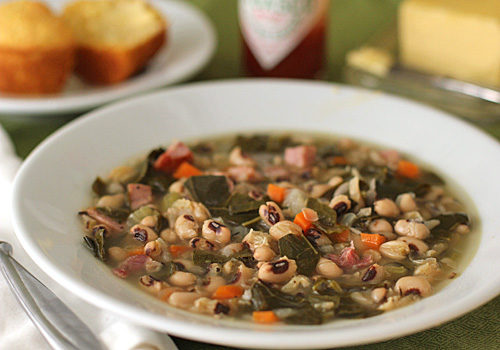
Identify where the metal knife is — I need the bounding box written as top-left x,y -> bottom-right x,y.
0,241 -> 103,350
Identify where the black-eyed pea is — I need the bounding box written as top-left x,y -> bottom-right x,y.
253,246 -> 276,262
371,287 -> 387,303
310,184 -> 333,198
374,199 -> 400,217
193,297 -> 230,315
269,220 -> 302,240
281,275 -> 312,295
189,237 -> 215,251
168,271 -> 197,287
175,214 -> 199,240
396,193 -> 417,213
329,195 -> 351,216
242,230 -> 274,252
220,243 -> 244,257
304,228 -> 331,246
394,219 -> 430,239
395,276 -> 432,297
139,275 -> 165,294
361,264 -> 386,284
455,224 -> 470,235
414,259 -> 441,279
236,264 -> 256,287
106,181 -> 124,194
168,292 -> 201,309
160,228 -> 178,243
362,249 -> 382,263
258,201 -> 284,226
223,260 -> 240,276
144,240 -> 163,259
108,246 -> 127,262
258,257 -> 297,284
202,219 -> 231,244
140,215 -> 158,228
315,257 -> 342,278
130,224 -> 158,243
202,276 -> 227,294
144,259 -> 163,273
96,193 -> 125,209
169,178 -> 186,193
229,146 -> 256,167
379,240 -> 410,260
397,236 -> 428,255
206,263 -> 223,276
369,219 -> 393,234
79,212 -> 98,233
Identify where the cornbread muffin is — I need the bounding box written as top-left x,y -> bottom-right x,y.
63,0 -> 167,85
0,1 -> 75,94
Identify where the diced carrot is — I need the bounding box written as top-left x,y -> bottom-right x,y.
332,156 -> 348,165
360,233 -> 386,250
127,247 -> 144,256
213,285 -> 244,299
332,229 -> 350,243
267,183 -> 286,203
173,161 -> 202,179
396,160 -> 420,179
294,211 -> 313,231
169,245 -> 192,257
252,311 -> 280,324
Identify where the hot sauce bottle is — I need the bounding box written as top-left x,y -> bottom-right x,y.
239,0 -> 329,79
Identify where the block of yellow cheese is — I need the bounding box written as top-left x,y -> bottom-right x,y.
399,0 -> 500,87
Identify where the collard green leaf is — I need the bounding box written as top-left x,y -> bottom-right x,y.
209,207 -> 258,226
227,223 -> 251,242
92,177 -> 107,196
280,305 -> 323,325
250,281 -> 305,310
431,213 -> 469,237
192,250 -> 229,266
95,207 -> 129,222
306,198 -> 337,233
185,175 -> 230,209
226,193 -> 264,214
336,296 -> 383,319
150,262 -> 176,281
278,234 -> 320,276
231,248 -> 257,268
312,278 -> 343,295
85,226 -> 106,261
234,134 -> 295,153
83,236 -> 98,258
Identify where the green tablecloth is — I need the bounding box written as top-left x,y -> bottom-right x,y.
1,1 -> 499,349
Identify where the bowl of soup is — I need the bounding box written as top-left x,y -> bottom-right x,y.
11,80 -> 500,348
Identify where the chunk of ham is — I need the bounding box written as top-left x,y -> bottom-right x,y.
153,141 -> 193,173
127,183 -> 153,210
284,145 -> 316,168
86,208 -> 124,233
227,166 -> 263,183
327,241 -> 373,271
112,254 -> 161,278
379,149 -> 400,167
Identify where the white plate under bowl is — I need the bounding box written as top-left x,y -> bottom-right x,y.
0,0 -> 216,117
12,80 -> 500,349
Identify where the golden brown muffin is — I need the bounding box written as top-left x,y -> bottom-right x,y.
63,0 -> 167,85
0,1 -> 75,94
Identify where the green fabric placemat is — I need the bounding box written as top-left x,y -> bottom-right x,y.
0,1 -> 498,349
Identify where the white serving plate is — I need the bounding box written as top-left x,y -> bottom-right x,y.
0,0 -> 216,116
11,80 -> 500,349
